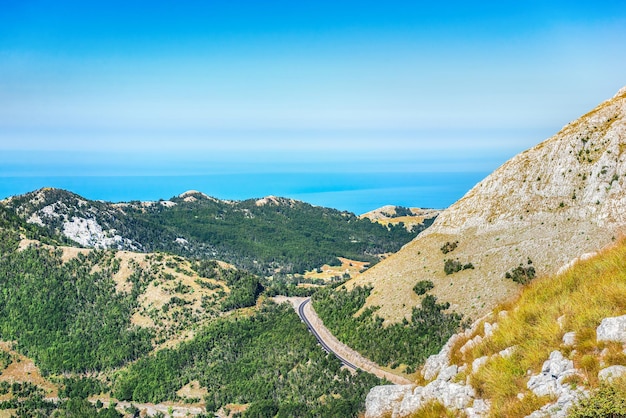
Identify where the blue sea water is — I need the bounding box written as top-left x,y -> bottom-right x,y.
0,172 -> 488,215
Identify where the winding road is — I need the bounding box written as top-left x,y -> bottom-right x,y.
298,298 -> 358,370
294,297 -> 412,385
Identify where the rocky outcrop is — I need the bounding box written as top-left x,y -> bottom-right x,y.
365,385 -> 414,418
349,86 -> 626,322
597,315 -> 626,342
598,365 -> 626,382
364,367 -> 483,418
525,351 -> 587,418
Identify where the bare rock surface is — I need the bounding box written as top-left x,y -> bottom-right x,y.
598,365 -> 626,382
525,351 -> 587,418
597,315 -> 626,343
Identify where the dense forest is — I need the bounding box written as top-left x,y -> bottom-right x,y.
0,231 -> 153,373
312,285 -> 465,370
114,302 -> 382,417
4,188 -> 428,275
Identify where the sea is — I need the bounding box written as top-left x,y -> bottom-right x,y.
0,172 -> 488,215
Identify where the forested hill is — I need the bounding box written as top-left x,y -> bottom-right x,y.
0,204 -> 382,417
2,188 -> 431,275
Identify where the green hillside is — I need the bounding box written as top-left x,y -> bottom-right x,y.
0,205 -> 381,417
4,189 -> 428,275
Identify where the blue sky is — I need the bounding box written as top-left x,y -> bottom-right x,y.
1,1 -> 625,192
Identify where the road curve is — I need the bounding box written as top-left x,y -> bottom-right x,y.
298,299 -> 358,370
296,298 -> 412,385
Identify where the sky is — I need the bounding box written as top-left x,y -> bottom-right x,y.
1,1 -> 625,210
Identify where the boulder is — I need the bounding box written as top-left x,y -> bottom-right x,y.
598,365 -> 626,382
466,399 -> 491,418
396,387 -> 424,418
525,351 -> 586,418
527,351 -> 576,397
364,385 -> 413,418
562,332 -> 576,346
438,365 -> 459,382
597,315 -> 626,343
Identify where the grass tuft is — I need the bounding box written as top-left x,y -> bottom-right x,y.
409,400 -> 463,418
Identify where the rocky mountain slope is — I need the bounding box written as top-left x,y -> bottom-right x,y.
1,188 -> 419,275
365,238 -> 626,417
348,86 -> 626,322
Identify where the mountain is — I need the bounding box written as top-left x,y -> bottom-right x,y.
1,188 -> 421,276
348,86 -> 626,323
365,237 -> 626,417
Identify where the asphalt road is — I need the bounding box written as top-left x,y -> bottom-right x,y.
297,298 -> 358,370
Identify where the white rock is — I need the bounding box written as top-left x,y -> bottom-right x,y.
396,387 -> 424,418
422,334 -> 461,380
472,356 -> 489,372
484,322 -> 498,338
466,399 -> 491,418
525,350 -> 586,418
528,351 -> 575,397
460,335 -> 483,355
499,346 -> 516,358
562,332 -> 576,346
364,385 -> 414,418
598,365 -> 626,382
597,315 -> 626,343
423,379 -> 475,410
438,365 -> 459,382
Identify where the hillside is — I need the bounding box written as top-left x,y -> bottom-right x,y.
365,238 -> 626,417
360,206 -> 440,232
348,86 -> 626,322
0,205 -> 381,417
1,189 -> 419,276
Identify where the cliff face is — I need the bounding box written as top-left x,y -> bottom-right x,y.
349,86 -> 626,322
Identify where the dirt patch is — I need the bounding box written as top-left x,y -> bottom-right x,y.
0,341 -> 57,398
303,257 -> 370,281
176,380 -> 208,401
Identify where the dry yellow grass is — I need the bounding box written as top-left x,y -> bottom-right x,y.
0,341 -> 57,398
450,238 -> 626,416
303,257 -> 370,281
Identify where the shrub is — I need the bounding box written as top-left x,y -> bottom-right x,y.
444,259 -> 474,275
444,259 -> 462,275
569,381 -> 626,417
440,241 -> 458,254
505,260 -> 536,285
413,280 -> 435,296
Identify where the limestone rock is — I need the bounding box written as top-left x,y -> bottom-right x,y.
364,385 -> 414,418
562,332 -> 576,346
598,365 -> 626,382
597,315 -> 626,343
422,333 -> 461,380
525,351 -> 586,418
499,346 -> 516,358
472,356 -> 489,372
438,365 -> 459,382
396,386 -> 424,418
466,399 -> 491,418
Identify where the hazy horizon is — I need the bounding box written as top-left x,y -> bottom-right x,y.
2,1 -> 625,210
